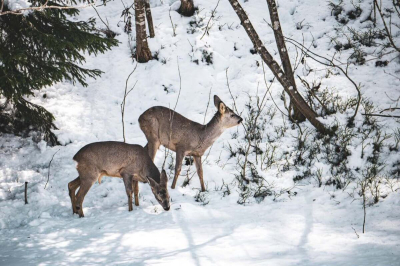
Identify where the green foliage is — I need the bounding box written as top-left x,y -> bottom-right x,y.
0,0 -> 118,144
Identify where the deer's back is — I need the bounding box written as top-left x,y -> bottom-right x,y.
73,142 -> 150,177
139,106 -> 203,148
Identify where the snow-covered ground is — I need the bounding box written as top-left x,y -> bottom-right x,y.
1,0 -> 400,265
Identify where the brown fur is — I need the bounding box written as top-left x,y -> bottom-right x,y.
68,142 -> 170,217
139,95 -> 242,191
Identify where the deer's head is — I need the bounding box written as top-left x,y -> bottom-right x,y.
214,95 -> 243,128
147,170 -> 170,211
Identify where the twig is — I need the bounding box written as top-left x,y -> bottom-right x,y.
284,36 -> 362,121
200,0 -> 221,40
352,226 -> 360,238
297,75 -> 329,113
362,181 -> 367,234
262,62 -> 288,118
225,68 -> 239,114
169,7 -> 176,37
25,182 -> 28,204
204,87 -> 212,124
121,64 -> 138,142
362,113 -> 400,118
374,0 -> 400,53
162,57 -> 183,169
44,149 -> 60,189
380,107 -> 400,113
92,6 -> 111,32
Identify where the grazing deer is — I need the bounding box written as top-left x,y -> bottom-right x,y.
68,141 -> 170,217
139,95 -> 242,192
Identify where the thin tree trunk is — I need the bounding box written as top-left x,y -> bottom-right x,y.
144,0 -> 155,38
179,0 -> 195,17
266,0 -> 305,122
227,0 -> 327,133
135,0 -> 152,62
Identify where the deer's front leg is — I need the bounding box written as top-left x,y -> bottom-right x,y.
122,174 -> 133,212
194,156 -> 205,192
171,150 -> 185,189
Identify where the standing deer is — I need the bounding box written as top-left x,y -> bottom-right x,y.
139,95 -> 242,192
68,141 -> 170,217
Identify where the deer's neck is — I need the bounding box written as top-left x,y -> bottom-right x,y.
147,163 -> 161,183
198,112 -> 224,150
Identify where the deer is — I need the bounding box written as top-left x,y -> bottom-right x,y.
68,141 -> 170,217
139,95 -> 242,192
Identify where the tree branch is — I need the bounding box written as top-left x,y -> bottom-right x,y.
227,0 -> 328,133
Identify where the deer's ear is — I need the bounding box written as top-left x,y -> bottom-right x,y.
160,170 -> 168,187
218,101 -> 226,115
214,95 -> 222,108
146,176 -> 158,188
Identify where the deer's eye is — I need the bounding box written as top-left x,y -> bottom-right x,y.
230,114 -> 235,118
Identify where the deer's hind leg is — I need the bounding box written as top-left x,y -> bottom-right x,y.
171,150 -> 185,189
68,177 -> 81,214
122,174 -> 134,211
133,180 -> 139,206
75,172 -> 98,218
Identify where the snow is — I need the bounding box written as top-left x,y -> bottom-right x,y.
4,0 -> 31,10
1,0 -> 400,265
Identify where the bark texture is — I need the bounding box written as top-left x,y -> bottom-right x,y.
144,0 -> 155,38
135,0 -> 152,63
266,0 -> 305,122
179,0 -> 195,17
228,0 -> 327,133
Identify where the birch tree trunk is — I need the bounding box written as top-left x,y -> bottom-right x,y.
179,0 -> 195,17
144,0 -> 155,38
227,0 -> 327,133
266,0 -> 305,122
135,0 -> 152,62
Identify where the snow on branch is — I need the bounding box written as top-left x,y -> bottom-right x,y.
0,0 -> 95,16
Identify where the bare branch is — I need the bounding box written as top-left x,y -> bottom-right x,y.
121,63 -> 138,142
44,149 -> 60,189
169,7 -> 176,37
374,0 -> 400,53
200,0 -> 221,40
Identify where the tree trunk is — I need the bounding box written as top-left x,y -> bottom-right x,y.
144,0 -> 155,38
266,0 -> 305,122
179,0 -> 195,17
135,0 -> 152,63
227,0 -> 327,133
